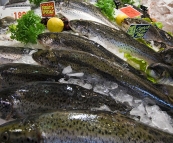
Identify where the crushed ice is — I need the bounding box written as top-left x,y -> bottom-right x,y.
58,65 -> 173,134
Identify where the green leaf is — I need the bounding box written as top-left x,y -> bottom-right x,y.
124,53 -> 148,72
9,10 -> 45,44
95,0 -> 116,21
152,22 -> 163,29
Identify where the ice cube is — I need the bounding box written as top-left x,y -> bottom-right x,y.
93,84 -> 109,95
91,105 -> 111,112
66,72 -> 84,77
62,66 -> 72,74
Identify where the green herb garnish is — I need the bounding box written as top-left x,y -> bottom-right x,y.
152,22 -> 163,29
95,0 -> 116,21
9,10 -> 45,44
124,53 -> 147,72
136,38 -> 152,49
121,0 -> 135,5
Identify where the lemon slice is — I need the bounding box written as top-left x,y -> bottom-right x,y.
47,17 -> 64,32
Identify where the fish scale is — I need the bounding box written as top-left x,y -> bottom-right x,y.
0,63 -> 62,90
37,32 -> 144,77
0,46 -> 34,64
32,49 -> 173,111
0,110 -> 173,142
69,20 -> 164,66
0,82 -> 131,120
56,0 -> 118,29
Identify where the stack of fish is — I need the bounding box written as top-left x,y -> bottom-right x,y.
0,0 -> 173,142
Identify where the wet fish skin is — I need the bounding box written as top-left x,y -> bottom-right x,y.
0,46 -> 36,64
0,16 -> 15,28
0,81 -> 131,120
122,18 -> 173,47
32,49 -> 173,111
0,63 -> 62,90
158,29 -> 173,47
159,48 -> 173,65
1,110 -> 173,143
69,20 -> 164,66
37,32 -> 144,76
56,0 -> 118,29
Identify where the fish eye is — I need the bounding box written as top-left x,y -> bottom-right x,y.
1,131 -> 9,142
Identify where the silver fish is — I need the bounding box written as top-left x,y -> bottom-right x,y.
69,20 -> 164,67
0,81 -> 131,120
0,110 -> 173,143
56,0 -> 119,29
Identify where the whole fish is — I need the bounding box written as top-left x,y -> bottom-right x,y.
0,81 -> 131,120
147,63 -> 173,84
121,18 -> 173,47
159,48 -> 173,65
56,0 -> 118,29
32,49 -> 173,111
69,20 -> 164,67
0,63 -> 62,90
37,32 -> 144,76
0,46 -> 36,64
0,110 -> 173,143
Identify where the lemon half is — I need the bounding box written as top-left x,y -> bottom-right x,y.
47,17 -> 64,32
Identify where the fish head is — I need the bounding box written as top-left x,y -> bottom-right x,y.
158,29 -> 173,47
37,33 -> 61,49
147,63 -> 170,80
0,119 -> 40,143
159,48 -> 173,65
69,20 -> 90,37
32,50 -> 58,68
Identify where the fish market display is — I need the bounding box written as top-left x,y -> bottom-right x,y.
56,0 -> 118,29
0,63 -> 62,89
0,46 -> 36,64
32,49 -> 173,111
0,0 -> 173,142
69,20 -> 165,68
0,81 -> 131,120
121,18 -> 173,47
0,110 -> 173,143
38,32 -> 144,76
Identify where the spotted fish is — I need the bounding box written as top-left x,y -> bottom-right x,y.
0,110 -> 173,143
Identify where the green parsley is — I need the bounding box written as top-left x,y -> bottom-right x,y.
121,0 -> 135,5
9,10 -> 45,44
95,0 -> 116,21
